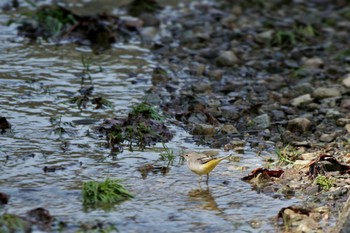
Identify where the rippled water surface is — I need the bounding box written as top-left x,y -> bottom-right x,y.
0,1 -> 298,232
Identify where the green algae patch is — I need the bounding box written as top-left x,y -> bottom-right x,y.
82,178 -> 134,208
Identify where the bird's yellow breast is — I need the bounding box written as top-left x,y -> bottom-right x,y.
190,159 -> 223,175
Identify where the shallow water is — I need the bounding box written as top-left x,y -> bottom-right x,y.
0,1 -> 298,232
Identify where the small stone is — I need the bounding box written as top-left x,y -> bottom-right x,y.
188,112 -> 208,124
319,132 -> 337,142
341,99 -> 350,110
326,109 -> 342,119
302,57 -> 324,69
293,160 -> 311,171
220,105 -> 240,120
229,140 -> 245,148
312,87 -> 341,99
291,94 -> 313,107
287,117 -> 311,133
301,152 -> 318,161
0,192 -> 9,204
140,27 -> 158,41
265,74 -> 286,90
255,30 -> 274,42
296,217 -> 322,232
336,118 -> 350,126
253,114 -> 271,129
220,124 -> 238,134
271,110 -> 286,121
305,185 -> 320,195
191,124 -> 215,136
221,15 -> 237,28
345,124 -> 350,134
192,82 -> 212,93
342,73 -> 350,88
216,51 -> 240,66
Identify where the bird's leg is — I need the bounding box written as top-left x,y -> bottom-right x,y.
206,174 -> 209,185
198,175 -> 202,183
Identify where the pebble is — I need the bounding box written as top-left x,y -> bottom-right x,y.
192,82 -> 212,93
188,112 -> 208,124
326,109 -> 342,119
287,117 -> 311,133
140,27 -> 158,41
302,57 -> 324,69
291,94 -> 313,107
301,152 -> 318,161
215,50 -> 240,66
336,118 -> 350,126
253,114 -> 271,129
305,185 -> 320,195
255,30 -> 274,43
343,73 -> 350,87
345,124 -> 350,134
220,124 -> 238,134
319,132 -> 337,142
341,99 -> 350,110
191,123 -> 215,136
312,87 -> 341,99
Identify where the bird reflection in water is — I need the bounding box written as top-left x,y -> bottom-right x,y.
187,187 -> 221,212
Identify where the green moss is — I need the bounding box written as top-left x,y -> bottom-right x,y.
315,175 -> 333,191
0,213 -> 31,233
131,102 -> 162,121
82,178 -> 133,208
275,145 -> 302,165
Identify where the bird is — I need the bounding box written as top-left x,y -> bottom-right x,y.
182,152 -> 231,185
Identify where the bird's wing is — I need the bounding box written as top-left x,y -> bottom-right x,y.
197,155 -> 215,164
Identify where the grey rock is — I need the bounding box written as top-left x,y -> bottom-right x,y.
326,109 -> 342,119
192,82 -> 212,93
346,124 -> 350,134
319,132 -> 337,142
271,110 -> 286,121
188,112 -> 208,124
140,27 -> 158,41
313,87 -> 341,99
336,118 -> 350,126
191,124 -> 215,136
253,114 -> 271,129
216,51 -> 240,66
291,94 -> 313,107
341,99 -> 350,110
305,185 -> 320,195
265,75 -> 286,90
255,30 -> 274,42
343,73 -> 350,88
287,117 -> 311,133
302,57 -> 324,68
220,124 -> 238,134
220,105 -> 240,120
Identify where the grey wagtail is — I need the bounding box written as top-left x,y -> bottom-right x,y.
182,152 -> 231,185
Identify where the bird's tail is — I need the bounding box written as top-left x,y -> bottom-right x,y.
217,154 -> 232,162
